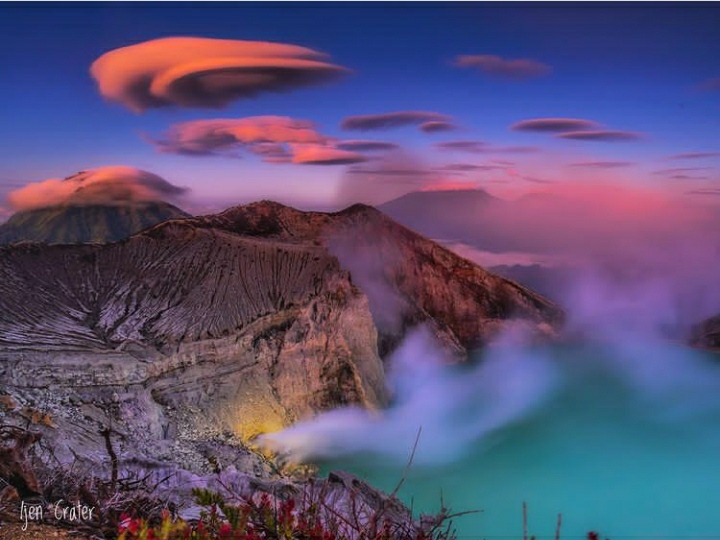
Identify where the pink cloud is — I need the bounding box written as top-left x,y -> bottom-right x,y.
453,54 -> 551,79
290,144 -> 367,165
341,111 -> 452,131
90,37 -> 349,112
151,116 -> 371,167
7,166 -> 187,211
152,116 -> 328,158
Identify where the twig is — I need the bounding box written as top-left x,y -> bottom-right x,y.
555,512 -> 562,540
390,426 -> 422,500
523,501 -> 528,540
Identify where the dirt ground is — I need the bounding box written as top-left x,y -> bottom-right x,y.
0,521 -> 95,539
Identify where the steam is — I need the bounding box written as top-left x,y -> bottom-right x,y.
259,329 -> 559,464
260,177 -> 720,467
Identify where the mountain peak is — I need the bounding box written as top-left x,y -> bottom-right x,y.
0,201 -> 190,245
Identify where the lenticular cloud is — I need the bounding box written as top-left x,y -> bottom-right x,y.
7,166 -> 187,211
91,37 -> 349,112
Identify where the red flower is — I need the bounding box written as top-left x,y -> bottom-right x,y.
587,532 -> 600,540
118,513 -> 141,535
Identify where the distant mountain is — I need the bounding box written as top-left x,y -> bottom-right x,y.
378,189 -> 502,241
0,201 -> 190,244
378,189 -> 596,255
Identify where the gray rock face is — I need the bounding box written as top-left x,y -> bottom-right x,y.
0,201 -> 563,498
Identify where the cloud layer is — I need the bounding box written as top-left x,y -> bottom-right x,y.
341,111 -> 452,131
151,116 -> 366,165
90,37 -> 349,112
453,54 -> 551,79
7,166 -> 188,211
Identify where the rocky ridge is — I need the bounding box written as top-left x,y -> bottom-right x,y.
0,200 -> 563,519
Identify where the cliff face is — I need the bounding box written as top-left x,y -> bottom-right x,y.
0,200 -> 562,485
0,201 -> 189,244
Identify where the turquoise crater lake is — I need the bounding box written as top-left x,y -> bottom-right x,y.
309,343 -> 720,540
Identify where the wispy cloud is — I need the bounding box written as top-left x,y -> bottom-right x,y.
435,140 -> 487,153
494,146 -> 539,154
570,161 -> 635,169
653,167 -> 712,175
557,130 -> 642,142
453,54 -> 551,79
420,121 -> 458,133
522,176 -> 556,184
436,163 -> 509,172
91,36 -> 348,112
345,167 -> 435,177
668,152 -> 720,160
668,175 -> 710,180
685,188 -> 720,197
435,141 -> 538,154
336,140 -> 399,152
511,118 -> 601,133
513,117 -> 641,143
341,111 -> 452,131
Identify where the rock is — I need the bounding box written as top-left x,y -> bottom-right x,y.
0,200 -> 563,513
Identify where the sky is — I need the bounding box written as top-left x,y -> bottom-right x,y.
1,2 -> 719,214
